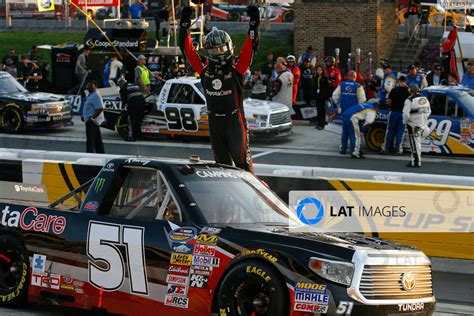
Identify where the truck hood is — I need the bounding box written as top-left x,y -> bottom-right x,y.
2,92 -> 66,103
243,98 -> 290,115
219,224 -> 415,261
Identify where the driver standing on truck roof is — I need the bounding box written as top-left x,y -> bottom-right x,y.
179,3 -> 260,173
118,78 -> 147,142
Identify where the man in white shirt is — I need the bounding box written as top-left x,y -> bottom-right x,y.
268,60 -> 293,108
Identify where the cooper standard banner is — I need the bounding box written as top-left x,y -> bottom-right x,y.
71,0 -> 119,7
84,29 -> 147,52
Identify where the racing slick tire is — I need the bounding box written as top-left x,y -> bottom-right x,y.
116,112 -> 130,141
365,123 -> 386,151
228,10 -> 241,21
217,260 -> 289,316
1,107 -> 24,134
0,234 -> 29,307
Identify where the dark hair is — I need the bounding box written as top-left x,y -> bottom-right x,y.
89,80 -> 97,86
448,72 -> 457,79
398,76 -> 407,81
307,46 -> 313,51
84,47 -> 90,51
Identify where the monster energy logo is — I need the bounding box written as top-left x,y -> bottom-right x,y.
94,178 -> 106,193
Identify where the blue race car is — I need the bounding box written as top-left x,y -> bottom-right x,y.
365,86 -> 474,155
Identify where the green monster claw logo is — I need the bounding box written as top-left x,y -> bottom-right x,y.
94,178 -> 106,193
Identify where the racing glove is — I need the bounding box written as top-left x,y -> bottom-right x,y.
247,5 -> 260,27
180,6 -> 193,29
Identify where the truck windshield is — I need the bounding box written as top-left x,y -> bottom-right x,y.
173,166 -> 291,225
0,75 -> 27,94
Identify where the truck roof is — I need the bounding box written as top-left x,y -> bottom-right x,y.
107,156 -> 238,170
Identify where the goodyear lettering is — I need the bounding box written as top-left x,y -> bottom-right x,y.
170,253 -> 193,266
246,266 -> 271,282
1,206 -> 66,235
295,282 -> 327,293
239,249 -> 278,262
0,263 -> 27,302
197,234 -> 218,245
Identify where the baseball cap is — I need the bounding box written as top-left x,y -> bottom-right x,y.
286,55 -> 296,62
408,64 -> 417,69
410,84 -> 420,93
138,55 -> 146,60
303,57 -> 310,62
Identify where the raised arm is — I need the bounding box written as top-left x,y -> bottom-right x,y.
179,6 -> 205,75
234,6 -> 260,75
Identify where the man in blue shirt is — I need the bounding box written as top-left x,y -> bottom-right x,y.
378,61 -> 397,106
332,70 -> 366,113
340,103 -> 377,158
128,0 -> 147,19
82,81 -> 105,153
461,62 -> 474,89
406,64 -> 427,89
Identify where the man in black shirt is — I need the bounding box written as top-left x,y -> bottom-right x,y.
381,76 -> 410,155
118,78 -> 147,141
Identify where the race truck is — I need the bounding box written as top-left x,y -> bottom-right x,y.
0,71 -> 72,134
0,157 -> 435,315
364,86 -> 474,156
99,77 -> 293,139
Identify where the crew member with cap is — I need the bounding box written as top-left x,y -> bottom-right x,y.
324,56 -> 342,92
118,78 -> 147,141
379,60 -> 397,106
135,55 -> 159,95
286,55 -> 301,107
179,4 -> 260,173
403,84 -> 431,167
406,64 -> 428,90
381,76 -> 410,154
340,102 -> 377,158
332,70 -> 366,113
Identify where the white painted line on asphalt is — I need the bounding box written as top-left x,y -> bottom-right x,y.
252,149 -> 282,158
2,133 -> 473,165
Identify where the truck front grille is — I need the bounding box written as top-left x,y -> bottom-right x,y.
269,110 -> 291,126
360,265 -> 433,300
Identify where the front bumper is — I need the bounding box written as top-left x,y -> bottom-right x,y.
25,112 -> 73,129
250,123 -> 293,137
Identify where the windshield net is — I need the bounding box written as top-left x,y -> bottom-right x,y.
174,166 -> 290,225
0,76 -> 27,94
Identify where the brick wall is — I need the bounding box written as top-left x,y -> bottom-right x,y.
294,0 -> 398,74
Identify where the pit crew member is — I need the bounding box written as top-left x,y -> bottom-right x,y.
381,76 -> 410,154
286,55 -> 300,107
268,60 -> 294,108
403,84 -> 431,167
340,102 -> 377,158
332,70 -> 366,113
379,60 -> 397,106
118,78 -> 147,141
324,56 -> 342,92
406,64 -> 428,90
179,4 -> 260,173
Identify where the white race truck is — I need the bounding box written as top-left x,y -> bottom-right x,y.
100,77 -> 293,139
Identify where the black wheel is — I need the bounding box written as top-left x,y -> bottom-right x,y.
282,10 -> 294,22
116,112 -> 130,141
0,234 -> 29,307
1,107 -> 23,134
217,260 -> 289,316
228,10 -> 241,21
365,124 -> 387,151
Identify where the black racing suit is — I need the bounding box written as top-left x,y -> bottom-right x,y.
179,19 -> 259,173
120,83 -> 147,141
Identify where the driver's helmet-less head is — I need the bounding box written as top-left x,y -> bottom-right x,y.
205,27 -> 234,65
